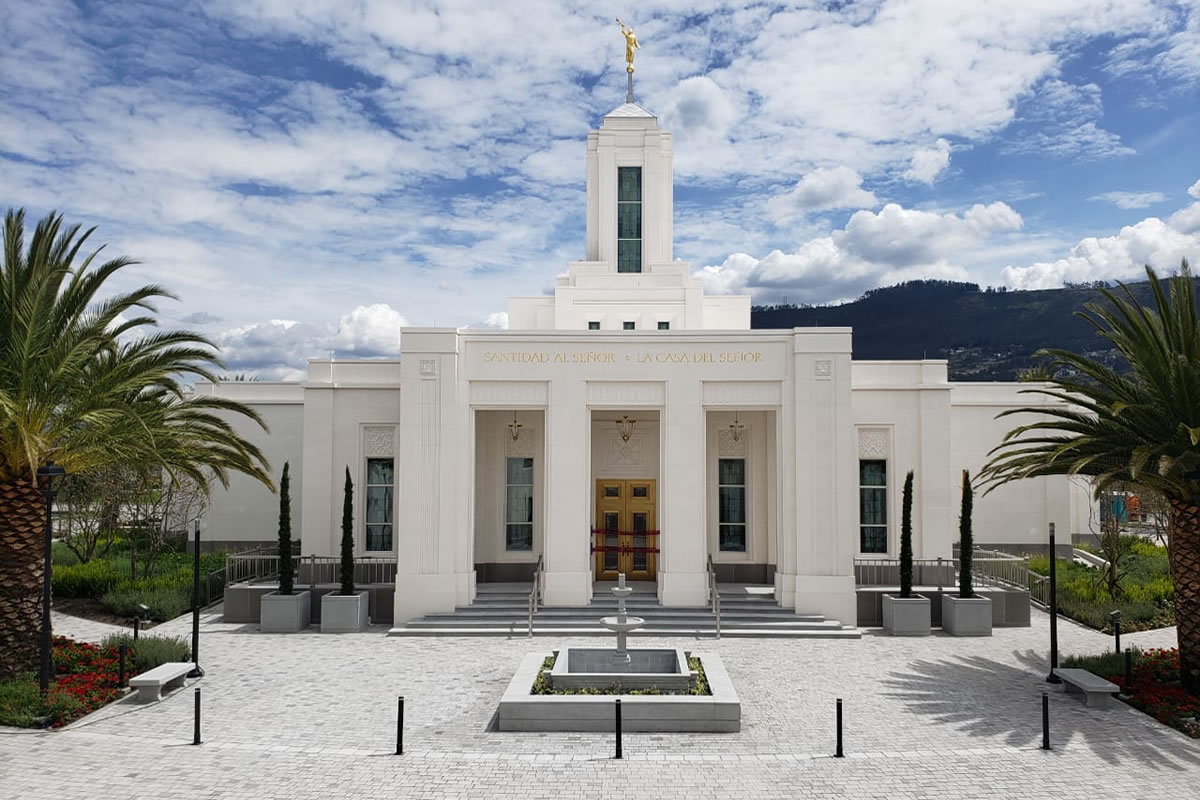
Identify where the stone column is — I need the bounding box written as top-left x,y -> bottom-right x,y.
659,378 -> 707,606
790,331 -> 857,624
542,378 -> 591,606
393,330 -> 470,622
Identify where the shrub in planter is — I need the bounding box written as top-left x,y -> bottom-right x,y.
278,461 -> 294,595
943,469 -> 992,636
260,462 -> 310,632
322,467 -> 369,632
884,470 -> 931,636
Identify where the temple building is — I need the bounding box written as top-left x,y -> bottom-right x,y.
199,90 -> 1088,627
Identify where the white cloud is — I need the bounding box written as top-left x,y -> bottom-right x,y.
1002,215 -> 1200,289
329,304 -> 409,355
767,167 -> 877,221
1189,179 -> 1200,199
699,200 -> 1021,301
903,139 -> 951,184
1089,191 -> 1168,209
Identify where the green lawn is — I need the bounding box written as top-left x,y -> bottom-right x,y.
1029,536 -> 1173,632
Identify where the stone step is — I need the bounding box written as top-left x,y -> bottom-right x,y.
387,626 -> 861,639
404,617 -> 842,630
425,609 -> 825,623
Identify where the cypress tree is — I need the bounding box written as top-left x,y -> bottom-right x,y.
278,462 -> 293,595
900,470 -> 914,599
958,469 -> 974,598
340,467 -> 355,596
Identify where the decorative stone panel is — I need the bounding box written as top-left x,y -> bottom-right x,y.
363,426 -> 396,457
858,428 -> 890,459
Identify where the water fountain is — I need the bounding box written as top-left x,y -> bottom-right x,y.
497,572 -> 741,731
547,573 -> 693,692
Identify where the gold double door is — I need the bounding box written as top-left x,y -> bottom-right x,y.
593,479 -> 657,581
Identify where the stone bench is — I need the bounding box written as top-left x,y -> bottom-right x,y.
128,662 -> 193,703
1053,668 -> 1119,709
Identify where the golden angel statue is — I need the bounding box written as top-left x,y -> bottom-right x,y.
616,18 -> 640,73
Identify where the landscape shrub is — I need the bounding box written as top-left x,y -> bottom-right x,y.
101,580 -> 192,621
52,559 -> 125,598
100,633 -> 190,671
0,675 -> 83,727
1028,539 -> 1174,632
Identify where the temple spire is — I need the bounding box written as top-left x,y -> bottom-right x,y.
616,17 -> 639,102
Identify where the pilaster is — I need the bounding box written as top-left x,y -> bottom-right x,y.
542,378 -> 591,606
659,378 -> 706,606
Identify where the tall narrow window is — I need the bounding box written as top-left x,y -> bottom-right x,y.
617,166 -> 642,273
506,457 -> 534,551
718,458 -> 746,552
365,458 -> 394,551
859,460 -> 887,553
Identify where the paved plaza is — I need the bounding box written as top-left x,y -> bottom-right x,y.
2,610 -> 1197,799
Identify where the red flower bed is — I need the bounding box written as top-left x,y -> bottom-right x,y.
1100,648 -> 1200,738
46,636 -> 138,727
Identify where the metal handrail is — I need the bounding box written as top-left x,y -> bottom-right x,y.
527,554 -> 543,638
225,550 -> 398,587
707,553 -> 721,639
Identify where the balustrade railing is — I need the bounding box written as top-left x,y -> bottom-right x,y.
707,553 -> 721,639
855,550 -> 1030,593
225,550 -> 397,587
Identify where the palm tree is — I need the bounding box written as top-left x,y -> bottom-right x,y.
0,209 -> 272,677
980,260 -> 1200,694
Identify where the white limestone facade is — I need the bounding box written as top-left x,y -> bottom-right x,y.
199,99 -> 1088,625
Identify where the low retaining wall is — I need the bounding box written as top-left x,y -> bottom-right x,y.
856,586 -> 1030,628
223,583 -> 395,624
498,651 -> 740,733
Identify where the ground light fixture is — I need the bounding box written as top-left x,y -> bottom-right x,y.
36,461 -> 67,696
133,603 -> 150,643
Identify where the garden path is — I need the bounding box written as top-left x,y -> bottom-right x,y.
50,611 -> 129,644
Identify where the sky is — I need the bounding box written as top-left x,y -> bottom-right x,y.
2,0 -> 1199,379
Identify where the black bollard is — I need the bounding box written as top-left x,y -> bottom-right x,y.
396,696 -> 404,755
118,645 -> 126,689
1125,647 -> 1133,695
835,698 -> 844,758
1041,691 -> 1050,751
193,687 -> 201,746
133,615 -> 140,645
1113,615 -> 1121,655
615,698 -> 622,760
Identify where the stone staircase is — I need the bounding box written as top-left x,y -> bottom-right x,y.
387,582 -> 860,638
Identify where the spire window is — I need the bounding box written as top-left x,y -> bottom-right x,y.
617,167 -> 642,273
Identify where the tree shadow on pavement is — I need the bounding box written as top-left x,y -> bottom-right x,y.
881,650 -> 1200,771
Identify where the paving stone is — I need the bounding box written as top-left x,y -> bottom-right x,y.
2,607 -> 1197,798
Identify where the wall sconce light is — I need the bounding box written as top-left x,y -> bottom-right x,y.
729,413 -> 745,443
508,412 -> 523,442
615,415 -> 637,442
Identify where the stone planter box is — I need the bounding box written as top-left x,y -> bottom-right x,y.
882,594 -> 931,636
260,590 -> 310,633
321,590 -> 370,632
942,594 -> 993,636
498,651 -> 739,732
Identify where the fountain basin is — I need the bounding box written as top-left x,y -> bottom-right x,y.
549,646 -> 693,691
598,615 -> 645,633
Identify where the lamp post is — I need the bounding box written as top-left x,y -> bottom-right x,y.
188,518 -> 204,678
1046,522 -> 1061,684
36,461 -> 67,696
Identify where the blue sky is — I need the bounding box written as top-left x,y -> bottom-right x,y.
2,0 -> 1199,377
